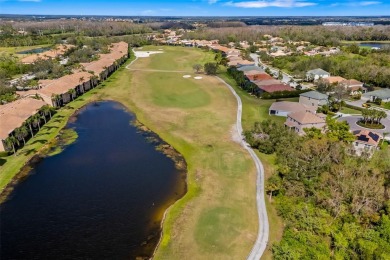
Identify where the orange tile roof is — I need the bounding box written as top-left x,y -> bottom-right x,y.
324,76 -> 346,84
37,71 -> 93,96
81,42 -> 128,75
21,44 -> 75,64
0,98 -> 47,140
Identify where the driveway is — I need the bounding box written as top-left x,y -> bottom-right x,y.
338,115 -> 390,137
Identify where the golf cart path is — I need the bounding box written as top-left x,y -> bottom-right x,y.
216,76 -> 269,260
127,51 -> 269,259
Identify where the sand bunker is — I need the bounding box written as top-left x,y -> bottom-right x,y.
183,75 -> 191,78
194,76 -> 203,80
134,51 -> 163,58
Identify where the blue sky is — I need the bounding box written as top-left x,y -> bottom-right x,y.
1,0 -> 389,16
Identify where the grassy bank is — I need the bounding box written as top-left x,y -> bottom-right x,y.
0,57 -> 135,193
129,46 -> 258,259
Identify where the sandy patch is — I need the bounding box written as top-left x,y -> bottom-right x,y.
183,75 -> 191,78
134,51 -> 163,58
194,76 -> 203,80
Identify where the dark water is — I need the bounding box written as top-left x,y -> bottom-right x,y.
0,101 -> 186,259
359,42 -> 390,49
16,47 -> 51,54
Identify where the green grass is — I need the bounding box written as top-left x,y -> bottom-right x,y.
0,44 -> 52,56
146,72 -> 211,108
340,106 -> 362,115
125,46 -> 260,259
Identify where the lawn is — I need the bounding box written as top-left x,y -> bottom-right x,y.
340,106 -> 362,115
127,46 -> 258,259
0,44 -> 52,56
218,69 -> 288,258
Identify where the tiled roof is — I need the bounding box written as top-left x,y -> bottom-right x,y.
300,90 -> 328,100
38,71 -> 93,96
324,76 -> 346,84
258,84 -> 294,93
307,68 -> 330,75
21,44 -> 74,64
0,98 -> 47,140
269,101 -> 315,112
288,111 -> 326,124
253,79 -> 282,86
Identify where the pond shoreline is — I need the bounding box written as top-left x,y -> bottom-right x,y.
0,100 -> 188,259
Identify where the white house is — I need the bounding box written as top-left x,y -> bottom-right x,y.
306,68 -> 330,81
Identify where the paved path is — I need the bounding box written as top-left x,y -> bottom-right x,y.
216,76 -> 269,260
127,52 -> 269,259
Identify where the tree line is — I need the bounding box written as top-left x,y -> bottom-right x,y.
245,119 -> 390,259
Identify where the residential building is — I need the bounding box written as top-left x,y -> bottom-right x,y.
352,130 -> 381,156
269,101 -> 315,117
299,91 -> 328,109
306,68 -> 330,81
324,76 -> 346,85
363,89 -> 390,102
341,79 -> 366,94
0,98 -> 47,152
284,111 -> 326,135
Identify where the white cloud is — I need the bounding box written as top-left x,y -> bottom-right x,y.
329,1 -> 381,7
359,1 -> 381,6
226,0 -> 317,8
208,0 -> 219,3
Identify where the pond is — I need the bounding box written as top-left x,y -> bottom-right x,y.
0,101 -> 187,259
358,42 -> 390,49
16,47 -> 51,54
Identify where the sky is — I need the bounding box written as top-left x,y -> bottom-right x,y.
0,0 -> 389,16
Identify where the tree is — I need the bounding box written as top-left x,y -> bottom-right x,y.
51,94 -> 61,107
277,70 -> 283,80
25,117 -> 35,137
67,88 -> 76,101
333,83 -> 349,101
5,136 -> 18,156
265,67 -> 271,75
192,64 -> 203,73
204,62 -> 218,75
214,52 -> 223,65
14,126 -> 28,146
32,113 -> 42,131
326,118 -> 355,142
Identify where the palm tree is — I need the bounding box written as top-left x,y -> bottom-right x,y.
5,136 -> 18,156
25,118 -> 35,137
51,94 -> 61,107
32,113 -> 42,131
15,126 -> 28,146
40,105 -> 55,124
79,77 -> 85,93
67,89 -> 76,101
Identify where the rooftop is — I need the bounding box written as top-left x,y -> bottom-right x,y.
353,130 -> 381,146
364,89 -> 390,99
307,68 -> 330,75
300,90 -> 328,100
0,98 -> 47,140
288,111 -> 326,124
258,84 -> 294,93
269,101 -> 315,112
